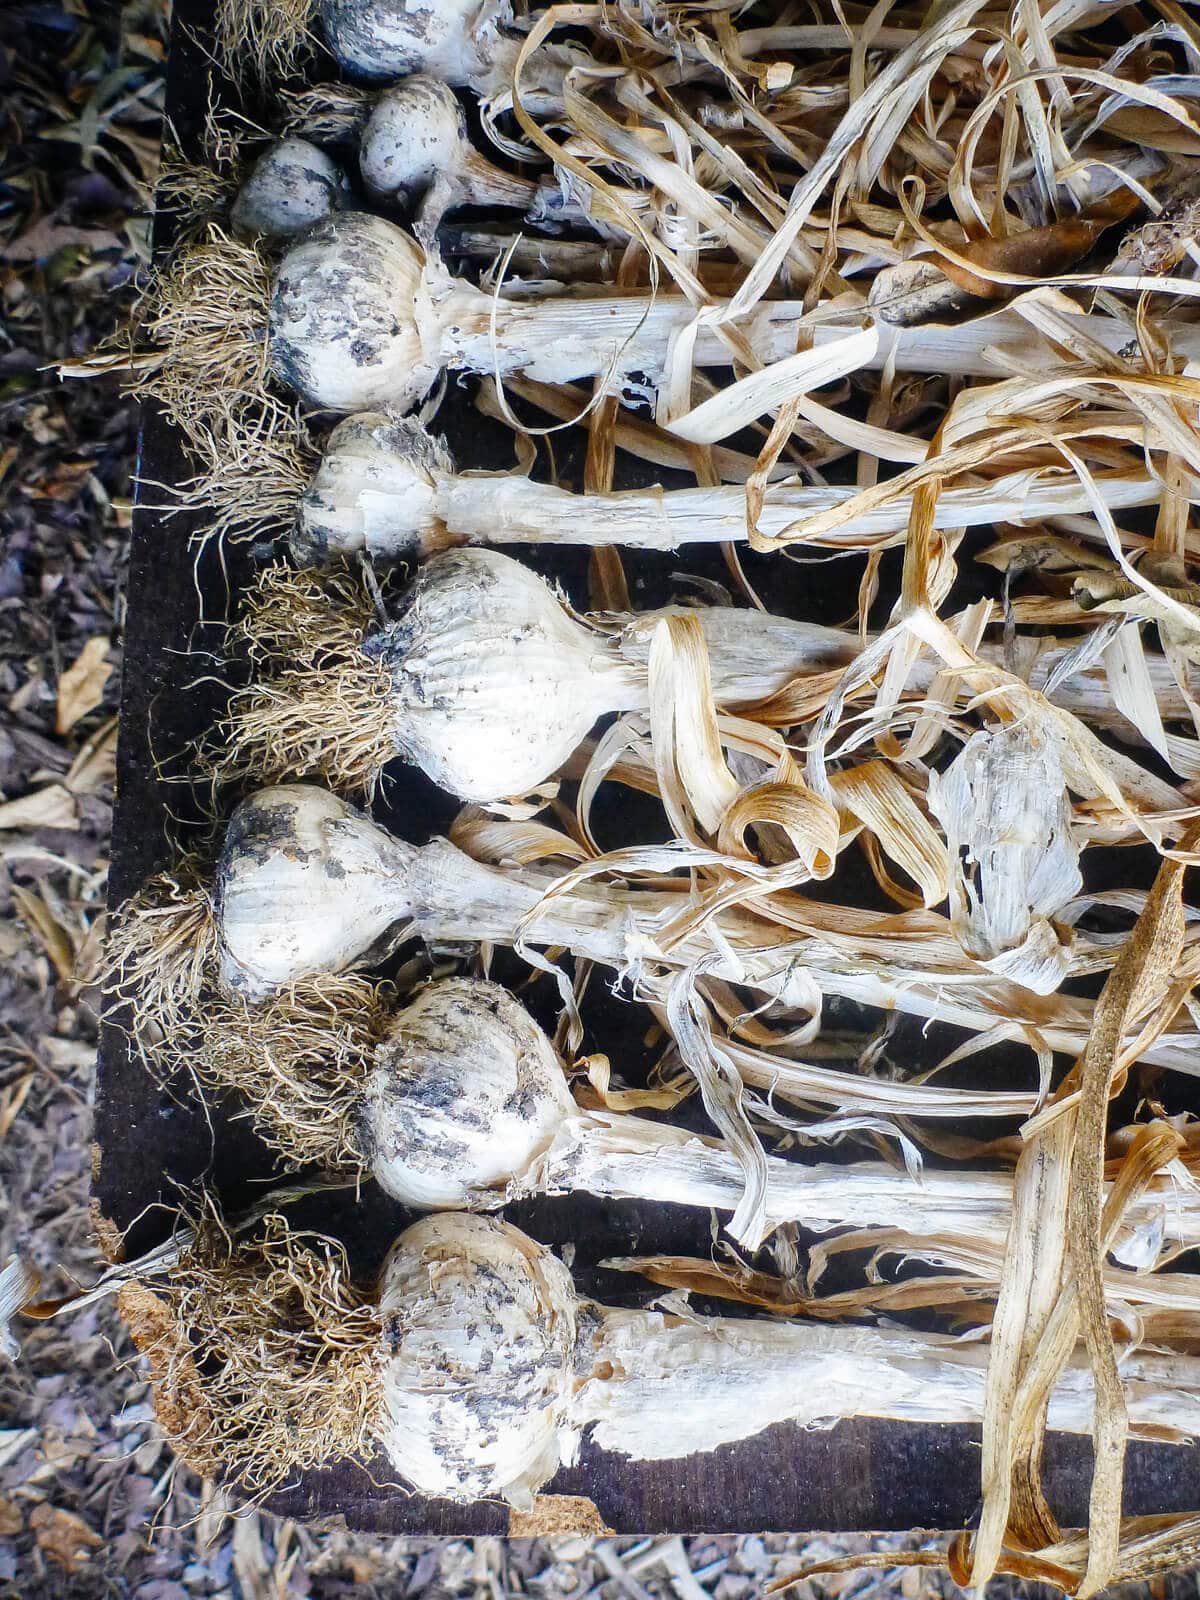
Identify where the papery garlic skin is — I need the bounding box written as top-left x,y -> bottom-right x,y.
366,547 -> 644,800
231,139 -> 351,242
319,0 -> 514,85
217,784 -> 415,1000
270,213 -> 450,412
362,978 -> 575,1208
929,725 -> 1082,994
292,412 -> 450,564
376,1213 -> 578,1508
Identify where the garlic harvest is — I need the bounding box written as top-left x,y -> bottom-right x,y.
291,411 -> 1162,565
378,1211 -> 1200,1507
269,213 -> 1200,414
225,548 -> 1190,807
357,977 -> 1198,1259
230,138 -> 352,242
211,785 -> 1200,1073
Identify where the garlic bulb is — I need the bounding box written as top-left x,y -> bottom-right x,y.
213,785 -> 1200,1074
359,74 -> 534,215
377,1213 -> 577,1506
291,412 -> 451,565
229,545 -> 1180,811
364,547 -> 645,800
363,978 -> 577,1209
215,784 -> 416,1001
375,1211 -> 1200,1506
929,725 -> 1082,994
290,412 -> 1162,567
230,138 -> 351,242
359,976 -> 1197,1256
268,213 -> 1200,415
269,213 -> 446,413
357,75 -> 623,235
226,546 -> 852,803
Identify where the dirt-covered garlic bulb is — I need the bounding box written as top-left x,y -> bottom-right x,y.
231,138 -> 352,242
358,74 -> 534,216
290,412 -> 451,564
358,977 -> 1196,1254
258,211 -> 1200,417
215,784 -> 417,1001
377,1213 -> 577,1505
113,1208 -> 1200,1509
318,0 -> 516,88
269,213 -> 449,412
285,412 -> 1161,568
362,979 -> 576,1209
211,785 -> 1200,1077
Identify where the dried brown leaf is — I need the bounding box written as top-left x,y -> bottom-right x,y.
55,635 -> 112,735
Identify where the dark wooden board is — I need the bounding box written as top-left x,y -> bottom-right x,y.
95,0 -> 1200,1535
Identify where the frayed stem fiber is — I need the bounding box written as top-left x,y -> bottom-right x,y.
123,1211 -> 382,1492
208,565 -> 396,798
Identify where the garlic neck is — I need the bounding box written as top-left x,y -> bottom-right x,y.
544,1111 -> 1017,1248
570,1305 -> 1200,1462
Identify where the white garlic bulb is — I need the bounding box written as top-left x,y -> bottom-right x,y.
231,138 -> 351,242
359,74 -> 534,218
376,1212 -> 578,1507
361,977 -> 1064,1254
371,1210 -> 1200,1507
281,411 -> 1162,568
211,784 -> 1199,1075
365,547 -> 644,800
318,0 -> 515,86
266,213 -> 1200,418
